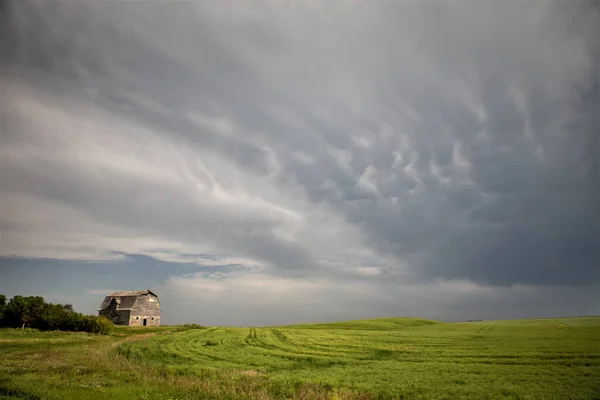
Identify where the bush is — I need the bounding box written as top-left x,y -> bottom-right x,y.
92,316 -> 114,335
173,323 -> 206,332
49,313 -> 112,335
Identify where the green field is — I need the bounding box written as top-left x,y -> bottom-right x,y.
1,317 -> 599,399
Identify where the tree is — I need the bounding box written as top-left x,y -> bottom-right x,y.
0,294 -> 6,322
5,296 -> 46,329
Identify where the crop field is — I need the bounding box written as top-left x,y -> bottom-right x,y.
1,317 -> 599,399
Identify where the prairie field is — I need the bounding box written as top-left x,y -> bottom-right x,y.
1,317 -> 599,399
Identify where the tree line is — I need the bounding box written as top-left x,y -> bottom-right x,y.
0,294 -> 112,334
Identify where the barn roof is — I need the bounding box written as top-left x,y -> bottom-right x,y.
97,289 -> 158,311
108,289 -> 157,297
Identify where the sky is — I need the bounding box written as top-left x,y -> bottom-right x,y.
1,0 -> 599,326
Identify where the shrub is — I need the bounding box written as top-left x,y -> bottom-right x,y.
173,323 -> 206,332
91,315 -> 114,335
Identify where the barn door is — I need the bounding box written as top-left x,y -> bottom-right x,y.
143,319 -> 147,326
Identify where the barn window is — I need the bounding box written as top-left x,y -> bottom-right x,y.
136,317 -> 139,320
151,317 -> 154,320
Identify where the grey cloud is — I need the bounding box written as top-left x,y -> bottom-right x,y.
2,144 -> 318,275
2,0 -> 599,293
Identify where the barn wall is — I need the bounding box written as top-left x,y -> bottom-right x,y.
130,293 -> 161,326
128,315 -> 161,326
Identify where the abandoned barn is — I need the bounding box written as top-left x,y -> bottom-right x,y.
98,290 -> 161,326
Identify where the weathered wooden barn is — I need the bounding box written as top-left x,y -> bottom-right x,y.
98,290 -> 161,326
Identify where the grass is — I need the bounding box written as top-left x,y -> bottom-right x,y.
1,317 -> 599,399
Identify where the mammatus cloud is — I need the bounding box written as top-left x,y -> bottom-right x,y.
1,0 -> 599,322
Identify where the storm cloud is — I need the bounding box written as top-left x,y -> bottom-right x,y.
1,0 -> 599,324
